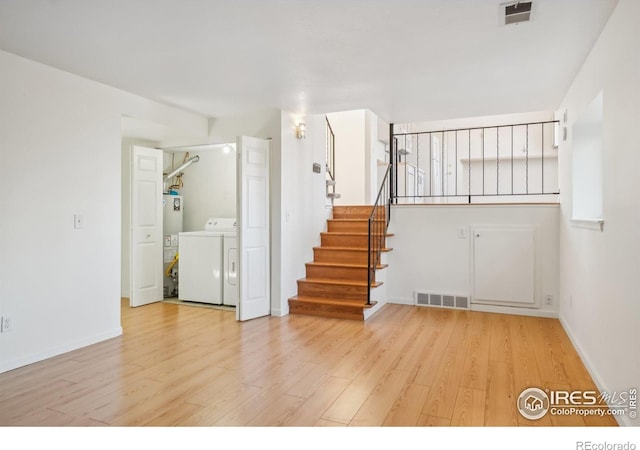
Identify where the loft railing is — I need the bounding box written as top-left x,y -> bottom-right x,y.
367,164 -> 391,305
391,120 -> 560,203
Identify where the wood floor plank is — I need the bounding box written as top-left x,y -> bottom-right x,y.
484,360 -> 519,426
0,302 -> 616,427
283,376 -> 351,426
321,308 -> 420,424
450,387 -> 486,426
349,369 -> 412,426
315,418 -> 347,426
246,394 -> 305,426
176,382 -> 262,426
417,414 -> 451,426
420,345 -> 468,420
0,379 -> 76,423
144,401 -> 205,426
382,383 -> 431,426
459,312 -> 491,390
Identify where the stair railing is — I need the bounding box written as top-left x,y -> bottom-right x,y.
367,164 -> 392,305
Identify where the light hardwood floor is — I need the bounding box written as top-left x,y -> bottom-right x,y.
0,299 -> 617,426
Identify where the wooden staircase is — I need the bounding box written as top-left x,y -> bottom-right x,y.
288,205 -> 393,320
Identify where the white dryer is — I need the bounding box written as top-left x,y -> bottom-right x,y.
223,234 -> 238,306
178,218 -> 237,305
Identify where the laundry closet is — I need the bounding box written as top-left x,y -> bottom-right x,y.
161,143 -> 238,307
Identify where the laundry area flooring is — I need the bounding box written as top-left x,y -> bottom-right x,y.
162,298 -> 236,312
0,299 -> 616,426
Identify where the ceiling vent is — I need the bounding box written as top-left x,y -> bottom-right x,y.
502,1 -> 532,25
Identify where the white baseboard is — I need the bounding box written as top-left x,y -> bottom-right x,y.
364,298 -> 387,320
387,297 -> 414,306
389,297 -> 558,318
0,327 -> 123,374
560,316 -> 632,427
470,303 -> 558,318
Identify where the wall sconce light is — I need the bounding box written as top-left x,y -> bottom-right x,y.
296,122 -> 306,139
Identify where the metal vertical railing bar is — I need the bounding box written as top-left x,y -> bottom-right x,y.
481,129 -> 485,195
541,125 -> 544,191
391,120 -> 560,203
326,117 -> 335,181
511,126 -> 514,195
496,128 -> 499,195
455,131 -> 458,196
441,132 -> 445,197
526,124 -> 529,194
367,164 -> 391,305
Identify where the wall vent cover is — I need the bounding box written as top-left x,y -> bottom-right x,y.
415,292 -> 470,310
502,1 -> 532,25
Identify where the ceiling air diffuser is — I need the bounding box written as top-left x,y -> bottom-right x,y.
503,1 -> 532,25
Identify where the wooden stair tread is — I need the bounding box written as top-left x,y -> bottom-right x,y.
289,296 -> 377,309
329,219 -> 386,222
298,277 -> 383,288
313,246 -> 394,252
306,261 -> 388,270
320,232 -> 395,237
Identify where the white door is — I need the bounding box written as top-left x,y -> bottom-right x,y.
236,136 -> 270,321
130,146 -> 163,307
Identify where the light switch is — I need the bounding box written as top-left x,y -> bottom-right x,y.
74,213 -> 84,229
457,226 -> 467,239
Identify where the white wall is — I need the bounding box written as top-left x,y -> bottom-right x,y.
278,112 -> 333,316
555,0 -> 640,426
327,110 -> 366,205
163,147 -> 237,232
365,110 -> 389,202
0,49 -> 208,373
327,109 -> 388,205
387,204 -> 560,317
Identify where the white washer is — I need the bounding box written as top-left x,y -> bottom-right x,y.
178,218 -> 236,305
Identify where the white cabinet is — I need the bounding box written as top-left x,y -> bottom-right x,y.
472,226 -> 536,307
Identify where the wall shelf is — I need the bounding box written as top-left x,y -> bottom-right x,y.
460,153 -> 558,163
460,153 -> 558,164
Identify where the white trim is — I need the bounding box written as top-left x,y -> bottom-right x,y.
389,297 -> 557,318
387,297 -> 414,306
470,303 -> 558,318
270,307 -> 285,317
559,317 -> 631,426
0,327 -> 123,374
364,299 -> 386,320
570,218 -> 604,231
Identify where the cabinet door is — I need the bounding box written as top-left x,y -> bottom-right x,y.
472,227 -> 535,306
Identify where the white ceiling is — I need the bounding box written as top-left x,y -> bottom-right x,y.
0,0 -> 618,123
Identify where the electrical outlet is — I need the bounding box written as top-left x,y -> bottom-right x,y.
1,316 -> 12,332
545,294 -> 552,306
